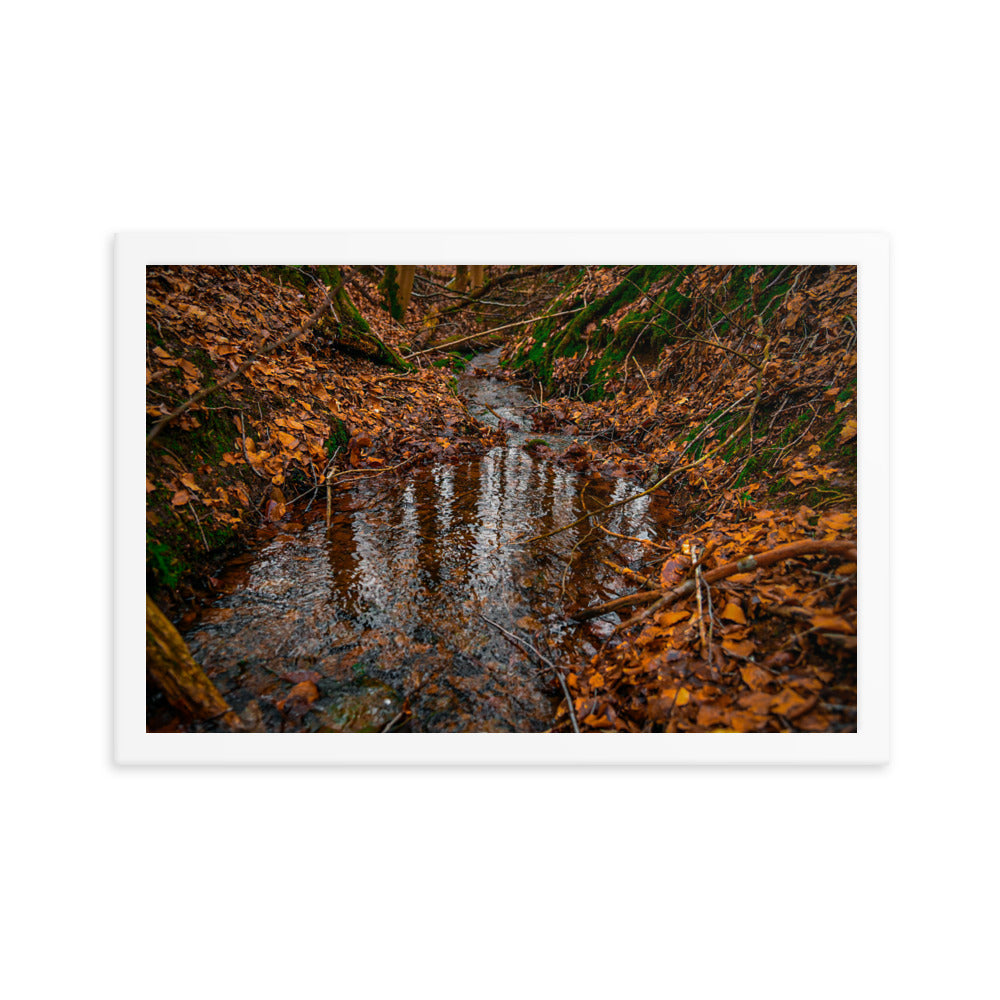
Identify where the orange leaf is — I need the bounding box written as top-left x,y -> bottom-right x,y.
770,688 -> 815,719
738,691 -> 773,713
659,558 -> 689,589
287,681 -> 319,704
722,637 -> 755,658
810,614 -> 854,634
740,665 -> 771,691
171,489 -> 190,506
653,610 -> 689,627
696,704 -> 729,729
729,711 -> 766,732
819,511 -> 852,532
721,601 -> 746,624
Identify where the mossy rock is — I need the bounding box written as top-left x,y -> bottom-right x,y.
313,679 -> 402,733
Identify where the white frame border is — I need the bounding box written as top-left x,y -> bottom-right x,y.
117,232 -> 889,765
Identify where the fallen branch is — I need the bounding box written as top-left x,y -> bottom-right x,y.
480,616 -> 580,733
406,307 -> 585,358
572,539 -> 857,624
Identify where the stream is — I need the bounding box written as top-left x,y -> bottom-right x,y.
183,348 -> 679,732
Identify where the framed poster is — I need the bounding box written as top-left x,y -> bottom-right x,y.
119,232 -> 888,763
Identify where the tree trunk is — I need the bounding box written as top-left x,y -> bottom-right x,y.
146,596 -> 242,728
397,266 -> 416,316
379,265 -> 402,319
469,265 -> 485,291
448,265 -> 470,293
321,267 -> 412,371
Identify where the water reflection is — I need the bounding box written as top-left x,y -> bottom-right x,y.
185,349 -> 677,731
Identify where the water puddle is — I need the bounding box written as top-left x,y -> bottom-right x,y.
184,348 -> 678,731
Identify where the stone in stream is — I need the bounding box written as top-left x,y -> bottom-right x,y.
312,678 -> 402,733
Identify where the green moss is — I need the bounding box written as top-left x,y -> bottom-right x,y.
432,353 -> 469,373
146,532 -> 186,590
379,265 -> 403,320
583,348 -> 626,401
326,418 -> 349,455
146,322 -> 165,348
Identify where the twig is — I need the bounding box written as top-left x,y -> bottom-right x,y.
380,709 -> 408,733
598,524 -> 671,550
693,545 -> 708,657
599,558 -> 654,589
187,499 -> 210,553
480,616 -> 580,733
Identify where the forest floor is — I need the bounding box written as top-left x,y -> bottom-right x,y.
147,264 -> 857,734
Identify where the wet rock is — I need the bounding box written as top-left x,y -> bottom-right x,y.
313,678 -> 402,733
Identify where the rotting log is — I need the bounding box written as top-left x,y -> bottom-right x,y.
146,595 -> 242,729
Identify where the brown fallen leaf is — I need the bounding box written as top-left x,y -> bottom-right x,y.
721,601 -> 747,624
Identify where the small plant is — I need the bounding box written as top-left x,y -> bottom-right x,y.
146,533 -> 185,589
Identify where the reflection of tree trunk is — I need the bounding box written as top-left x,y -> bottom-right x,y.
146,596 -> 241,729
469,266 -> 484,291
416,473 -> 442,592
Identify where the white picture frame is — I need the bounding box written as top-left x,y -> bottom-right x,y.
119,232 -> 889,764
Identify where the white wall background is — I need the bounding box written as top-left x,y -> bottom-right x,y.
4,2 -> 996,997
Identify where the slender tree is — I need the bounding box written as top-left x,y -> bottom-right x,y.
447,265 -> 470,293
397,265 -> 416,315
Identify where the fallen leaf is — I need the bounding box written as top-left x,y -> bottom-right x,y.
722,637 -> 755,658
721,601 -> 746,624
740,665 -> 772,691
810,614 -> 854,634
770,688 -> 816,719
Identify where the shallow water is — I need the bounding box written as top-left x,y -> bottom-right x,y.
184,349 -> 678,732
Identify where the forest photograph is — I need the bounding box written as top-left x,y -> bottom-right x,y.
145,262 -> 858,736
